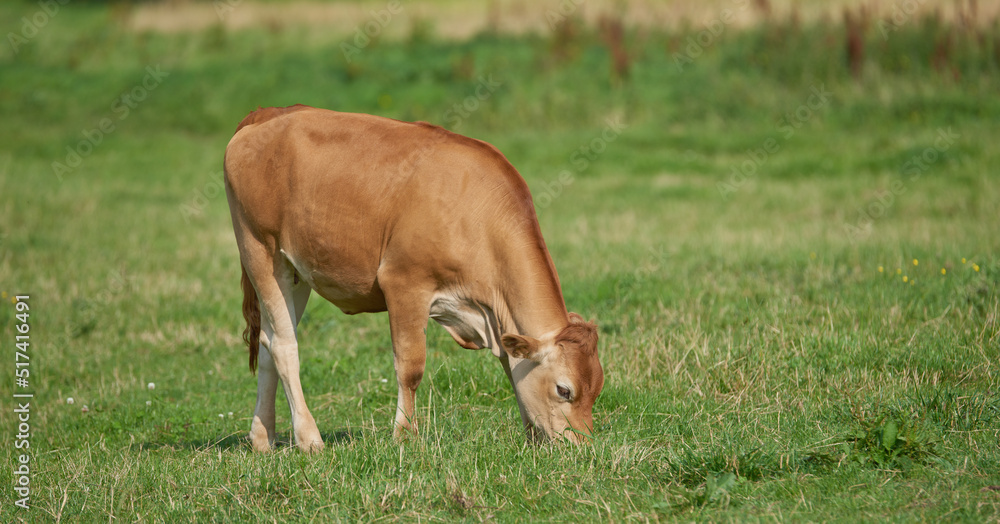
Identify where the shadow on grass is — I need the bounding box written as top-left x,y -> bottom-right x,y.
653,448 -> 841,515
664,447 -> 840,489
139,428 -> 369,451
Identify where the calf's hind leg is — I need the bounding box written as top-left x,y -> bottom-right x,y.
246,250 -> 322,452
249,338 -> 279,451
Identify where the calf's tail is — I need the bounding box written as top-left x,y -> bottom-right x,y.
241,264 -> 261,374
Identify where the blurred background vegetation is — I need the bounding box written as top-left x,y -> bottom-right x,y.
3,0 -> 999,187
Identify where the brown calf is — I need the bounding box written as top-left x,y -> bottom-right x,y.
224,105 -> 603,452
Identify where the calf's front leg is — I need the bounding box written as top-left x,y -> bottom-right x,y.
383,287 -> 431,439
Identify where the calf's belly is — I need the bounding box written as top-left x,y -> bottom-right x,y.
280,244 -> 388,315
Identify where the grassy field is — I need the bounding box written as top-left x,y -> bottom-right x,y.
1,0 -> 999,521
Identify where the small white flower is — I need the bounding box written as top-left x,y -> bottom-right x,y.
147,382 -> 155,390
81,405 -> 89,413
218,413 -> 225,419
380,378 -> 388,383
146,401 -> 152,407
67,397 -> 75,405
228,412 -> 233,417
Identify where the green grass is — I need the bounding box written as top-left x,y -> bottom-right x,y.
1,2 -> 999,521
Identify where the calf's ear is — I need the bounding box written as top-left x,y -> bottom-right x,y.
501,334 -> 541,360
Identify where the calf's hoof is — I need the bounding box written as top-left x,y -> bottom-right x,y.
249,422 -> 275,452
393,422 -> 419,442
296,437 -> 325,453
295,426 -> 325,453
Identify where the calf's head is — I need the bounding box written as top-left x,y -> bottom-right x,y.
500,313 -> 604,444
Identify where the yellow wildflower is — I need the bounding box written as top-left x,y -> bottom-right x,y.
878,266 -> 884,273
962,258 -> 967,264
974,264 -> 980,272
941,268 -> 946,275
913,259 -> 919,266
903,276 -> 908,283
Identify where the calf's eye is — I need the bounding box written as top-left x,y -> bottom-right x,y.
556,385 -> 572,401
